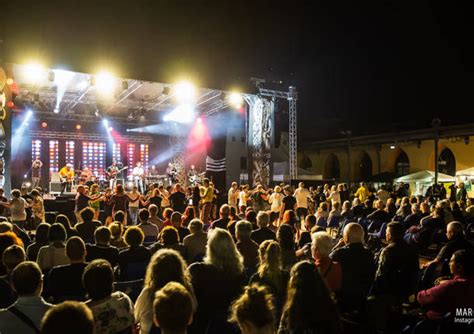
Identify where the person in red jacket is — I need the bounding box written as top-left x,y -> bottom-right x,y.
417,249 -> 474,320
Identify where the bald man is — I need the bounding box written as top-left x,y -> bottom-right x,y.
330,223 -> 375,312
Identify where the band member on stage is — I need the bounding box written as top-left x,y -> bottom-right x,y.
188,164 -> 198,185
81,167 -> 93,184
199,178 -> 214,226
107,160 -> 119,189
228,181 -> 239,210
166,162 -> 177,184
149,165 -> 159,176
59,163 -> 75,193
31,157 -> 43,189
132,161 -> 145,193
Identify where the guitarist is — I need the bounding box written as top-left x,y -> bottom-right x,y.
107,160 -> 120,189
132,161 -> 145,193
59,163 -> 75,193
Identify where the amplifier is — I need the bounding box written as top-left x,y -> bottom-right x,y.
49,182 -> 62,194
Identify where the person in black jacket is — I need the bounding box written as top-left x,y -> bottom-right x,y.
250,211 -> 276,245
86,226 -> 119,268
330,223 -> 376,313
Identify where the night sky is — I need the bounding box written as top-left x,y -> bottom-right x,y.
1,0 -> 473,140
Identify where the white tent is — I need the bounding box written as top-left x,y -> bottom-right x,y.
272,162 -> 322,182
456,167 -> 474,177
394,170 -> 455,183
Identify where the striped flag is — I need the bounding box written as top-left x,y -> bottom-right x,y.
206,156 -> 226,172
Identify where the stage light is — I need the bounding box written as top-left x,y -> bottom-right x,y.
53,107 -> 60,114
25,182 -> 31,188
229,92 -> 244,108
390,145 -> 396,150
23,174 -> 27,179
6,101 -> 14,108
174,81 -> 195,101
24,63 -> 45,83
95,71 -> 117,94
76,124 -> 82,130
164,104 -> 195,124
102,118 -> 109,127
108,126 -> 113,131
41,122 -> 48,128
6,78 -> 14,86
197,117 -> 202,123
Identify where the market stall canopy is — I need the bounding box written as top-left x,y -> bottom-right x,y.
394,170 -> 455,183
273,162 -> 322,182
455,167 -> 474,177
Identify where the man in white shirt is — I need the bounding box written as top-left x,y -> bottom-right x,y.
227,182 -> 239,210
132,161 -> 145,193
294,182 -> 310,221
0,261 -> 53,334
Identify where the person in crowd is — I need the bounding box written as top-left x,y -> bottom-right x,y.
181,206 -> 196,228
251,211 -> 276,245
55,214 -> 78,239
457,182 -> 468,203
86,226 -> 119,268
74,185 -> 101,224
0,229 -> 24,274
327,184 -> 341,207
153,282 -> 194,334
0,189 -> 30,229
417,249 -> 474,320
238,185 -> 249,214
171,211 -> 190,242
47,236 -> 87,302
135,249 -> 195,334
151,226 -> 186,257
137,208 -> 159,242
354,182 -> 371,203
109,222 -> 128,249
169,183 -> 187,213
109,184 -> 129,224
401,203 -> 423,230
315,202 -> 329,221
278,261 -> 342,334
281,210 -> 297,233
340,200 -> 353,221
26,223 -> 50,261
376,185 -> 390,205
269,185 -> 284,215
0,261 -> 52,334
188,228 -> 245,334
30,189 -> 45,228
210,204 -> 231,230
328,202 -> 342,227
267,211 -> 279,233
404,206 -> 444,248
297,215 -> 317,249
0,244 -> 26,308
369,222 -> 420,332
75,207 -> 102,244
228,182 -> 240,211
118,226 -> 151,280
235,220 -> 259,272
148,204 -> 163,231
249,240 -> 289,318
183,218 -> 207,264
103,188 -> 114,226
162,208 -> 174,228
395,197 -> 411,220
127,185 -> 141,225
245,210 -> 258,230
277,224 -> 297,271
200,178 -> 214,226
158,184 -> 171,211
330,223 -> 376,312
367,199 -> 392,223
384,197 -> 397,218
40,301 -> 95,334
36,223 -> 69,272
83,259 -> 135,334
0,188 -> 8,217
251,184 -> 269,213
191,186 -> 201,216
87,184 -> 102,221
228,283 -> 276,334
311,232 -> 342,292
280,186 -> 296,220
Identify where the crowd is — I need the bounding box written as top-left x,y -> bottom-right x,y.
0,179 -> 473,334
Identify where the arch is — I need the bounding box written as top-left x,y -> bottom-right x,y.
438,148 -> 456,176
395,150 -> 410,176
299,153 -> 313,170
359,151 -> 372,180
324,154 -> 340,180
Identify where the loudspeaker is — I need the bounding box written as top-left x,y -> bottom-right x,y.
49,182 -> 62,193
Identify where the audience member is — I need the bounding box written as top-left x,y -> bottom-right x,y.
0,244 -> 26,307
83,259 -> 135,334
41,301 -> 95,334
277,224 -> 297,271
183,218 -> 207,264
36,223 -> 69,272
236,220 -> 259,271
251,211 -> 276,245
118,226 -> 151,280
211,204 -> 231,230
86,226 -> 120,267
311,232 -> 342,292
75,207 -> 102,244
137,208 -> 159,242
109,222 -> 128,249
0,262 -> 52,334
26,223 -> 50,261
171,211 -> 190,242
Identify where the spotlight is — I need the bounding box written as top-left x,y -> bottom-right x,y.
41,122 -> 48,128
229,92 -> 243,108
53,108 -> 60,114
126,128 -> 130,132
6,78 -> 14,86
390,145 -> 396,150
25,182 -> 31,188
23,174 -> 27,179
24,63 -> 44,83
6,101 -> 14,109
76,124 -> 82,130
174,81 -> 195,101
197,117 -> 202,123
102,119 -> 109,127
95,71 -> 116,94
163,104 -> 195,124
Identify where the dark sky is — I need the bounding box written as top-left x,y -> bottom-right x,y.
2,0 -> 473,140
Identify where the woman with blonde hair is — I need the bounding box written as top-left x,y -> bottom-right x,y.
249,240 -> 289,318
88,184 -> 101,220
188,228 -> 245,333
135,248 -> 194,334
269,186 -> 284,214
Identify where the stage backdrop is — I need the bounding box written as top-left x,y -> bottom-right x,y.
205,113 -> 227,192
0,66 -> 12,193
248,97 -> 274,187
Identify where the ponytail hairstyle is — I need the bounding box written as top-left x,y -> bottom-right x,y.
229,283 -> 275,331
257,240 -> 284,292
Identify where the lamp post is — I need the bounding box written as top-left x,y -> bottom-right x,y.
432,118 -> 441,184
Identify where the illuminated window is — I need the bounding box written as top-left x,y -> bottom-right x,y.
82,142 -> 106,178
65,141 -> 75,166
140,144 -> 149,172
32,140 -> 41,161
113,143 -> 121,163
49,140 -> 59,176
127,143 -> 135,176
